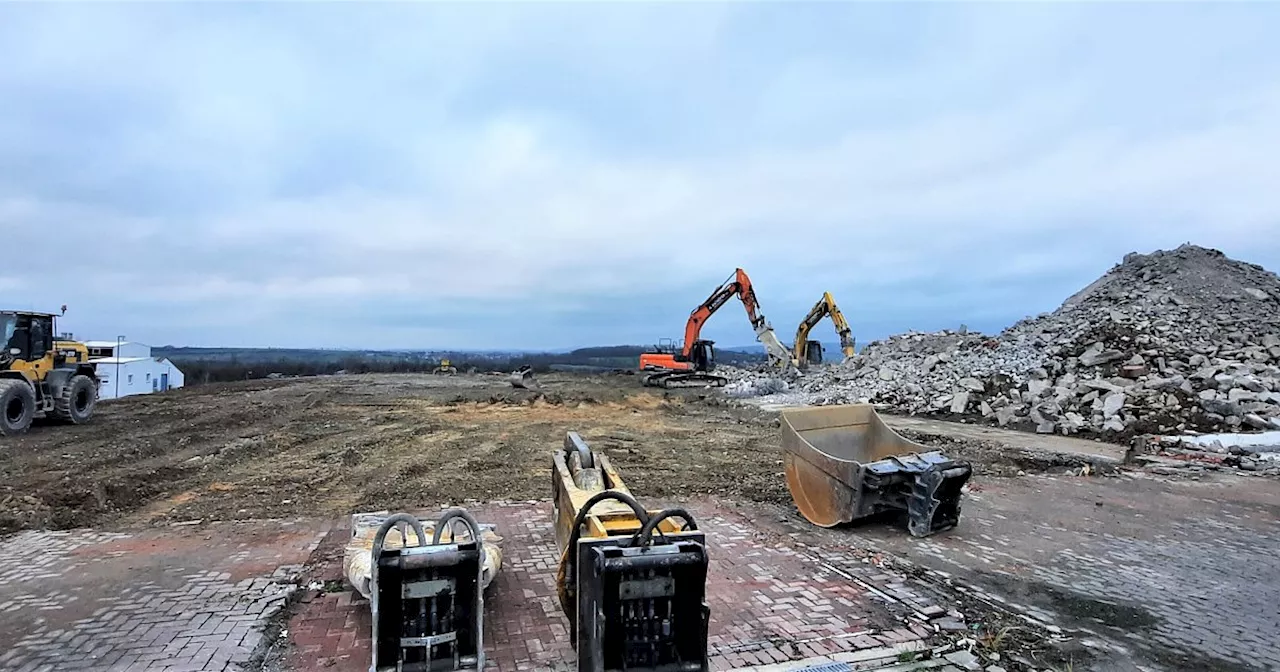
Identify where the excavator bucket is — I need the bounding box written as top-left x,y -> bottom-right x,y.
781,405 -> 973,537
509,365 -> 540,390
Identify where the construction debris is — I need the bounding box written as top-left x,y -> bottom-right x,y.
725,245 -> 1280,439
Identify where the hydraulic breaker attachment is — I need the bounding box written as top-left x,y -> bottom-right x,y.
781,405 -> 973,537
552,432 -> 711,672
348,509 -> 499,672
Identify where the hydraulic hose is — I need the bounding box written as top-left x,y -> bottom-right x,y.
557,490 -> 651,620
565,490 -> 650,560
373,512 -> 428,552
634,508 -> 698,548
432,507 -> 486,566
369,513 -> 429,620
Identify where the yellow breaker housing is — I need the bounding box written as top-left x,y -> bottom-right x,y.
551,432 -> 710,672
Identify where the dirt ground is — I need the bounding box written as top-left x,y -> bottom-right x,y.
0,373 -> 794,534
6,371 -> 1274,670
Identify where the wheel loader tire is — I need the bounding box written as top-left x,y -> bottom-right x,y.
0,379 -> 37,436
54,374 -> 97,424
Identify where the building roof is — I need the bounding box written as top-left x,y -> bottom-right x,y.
84,340 -> 147,348
1,310 -> 58,317
89,357 -> 149,364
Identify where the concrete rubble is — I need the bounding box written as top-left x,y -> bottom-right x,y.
724,245 -> 1280,446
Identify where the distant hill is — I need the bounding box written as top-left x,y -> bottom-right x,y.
725,342 -> 852,361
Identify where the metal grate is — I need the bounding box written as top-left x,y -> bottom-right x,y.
794,663 -> 850,672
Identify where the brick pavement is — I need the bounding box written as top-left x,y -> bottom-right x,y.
284,499 -> 962,672
0,518 -> 329,671
819,471 -> 1280,671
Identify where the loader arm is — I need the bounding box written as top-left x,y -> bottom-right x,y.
681,268 -> 794,370
793,292 -> 856,366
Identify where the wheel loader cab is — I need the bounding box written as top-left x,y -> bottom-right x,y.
1,313 -> 18,355
1,312 -> 54,373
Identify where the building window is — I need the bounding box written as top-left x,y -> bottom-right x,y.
128,374 -> 133,384
146,373 -> 151,382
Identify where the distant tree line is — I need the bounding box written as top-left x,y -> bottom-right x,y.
165,345 -> 767,385
175,354 -> 556,385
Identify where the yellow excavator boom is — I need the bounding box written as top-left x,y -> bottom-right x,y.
793,291 -> 856,367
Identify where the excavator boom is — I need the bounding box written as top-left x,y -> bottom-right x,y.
641,268 -> 794,386
793,291 -> 856,367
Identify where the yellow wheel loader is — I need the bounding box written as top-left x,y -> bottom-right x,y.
793,291 -> 857,368
433,358 -> 459,375
0,309 -> 99,436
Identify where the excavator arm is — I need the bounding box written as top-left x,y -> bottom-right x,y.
681,269 -> 794,370
793,292 -> 856,367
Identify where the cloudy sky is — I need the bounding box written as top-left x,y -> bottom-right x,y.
2,3 -> 1278,351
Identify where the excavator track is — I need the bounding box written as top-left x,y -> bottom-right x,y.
642,371 -> 727,389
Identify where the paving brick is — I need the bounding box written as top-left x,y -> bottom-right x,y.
286,500 -> 936,672
0,521 -> 328,671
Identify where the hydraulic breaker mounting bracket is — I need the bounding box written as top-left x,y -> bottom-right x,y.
369,510 -> 487,672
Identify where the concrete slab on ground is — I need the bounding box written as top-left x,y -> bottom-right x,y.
283,498 -> 976,672
882,414 -> 1130,465
776,471 -> 1280,671
0,518 -> 330,671
755,402 -> 1128,466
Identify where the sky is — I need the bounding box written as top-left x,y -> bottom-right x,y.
2,2 -> 1279,351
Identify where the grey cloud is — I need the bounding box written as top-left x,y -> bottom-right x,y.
3,3 -> 1280,349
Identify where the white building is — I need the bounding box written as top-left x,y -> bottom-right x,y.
85,341 -> 186,400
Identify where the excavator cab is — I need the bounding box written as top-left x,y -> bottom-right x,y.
804,340 -> 824,367
688,339 -> 716,372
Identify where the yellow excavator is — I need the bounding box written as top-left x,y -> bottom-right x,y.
793,291 -> 856,368
1,308 -> 99,436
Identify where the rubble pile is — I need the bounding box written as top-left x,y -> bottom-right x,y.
727,245 -> 1280,437
723,376 -> 789,398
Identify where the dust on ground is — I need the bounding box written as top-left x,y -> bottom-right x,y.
0,373 -> 792,534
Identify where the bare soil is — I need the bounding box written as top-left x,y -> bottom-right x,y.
0,373 -> 791,534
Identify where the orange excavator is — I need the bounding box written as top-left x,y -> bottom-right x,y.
639,268 -> 793,388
